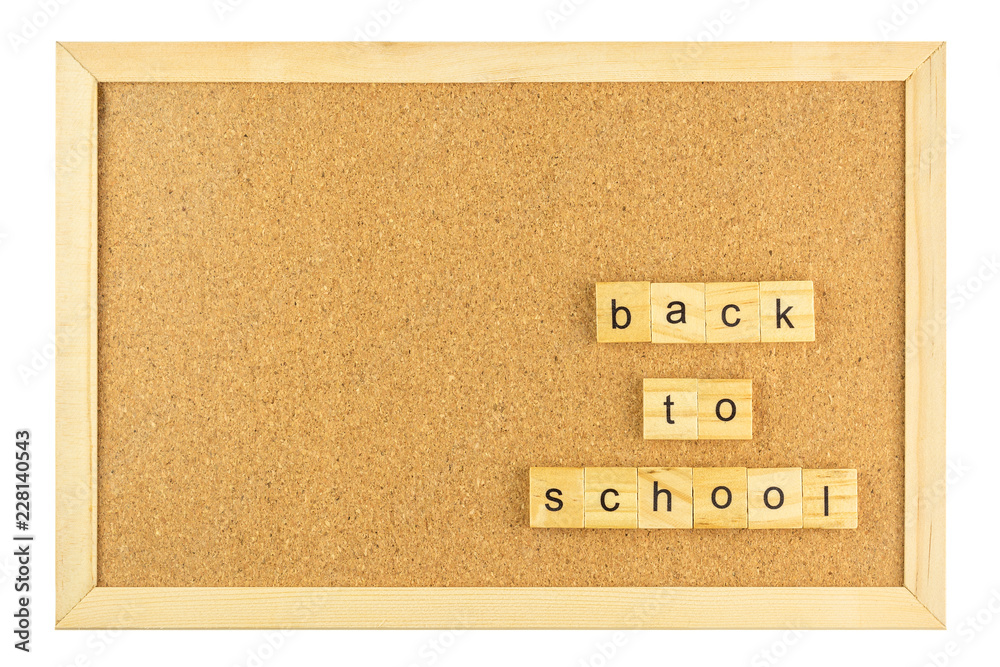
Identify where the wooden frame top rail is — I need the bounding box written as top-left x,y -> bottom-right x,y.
59,41 -> 940,82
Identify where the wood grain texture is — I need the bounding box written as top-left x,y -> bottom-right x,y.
55,44 -> 98,624
705,282 -> 760,343
650,283 -> 706,344
56,586 -> 943,629
530,467 -> 584,528
693,468 -> 748,529
642,379 -> 698,440
759,280 -> 815,343
59,42 -> 941,83
584,468 -> 638,529
696,379 -> 753,440
595,282 -> 651,342
638,467 -> 693,529
903,43 -> 946,625
802,468 -> 858,529
748,468 -> 803,529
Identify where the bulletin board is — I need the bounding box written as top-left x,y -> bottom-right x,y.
55,42 -> 946,629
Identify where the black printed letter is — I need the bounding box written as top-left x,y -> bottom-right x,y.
715,399 -> 736,422
611,299 -> 631,329
544,488 -> 563,511
763,486 -> 784,510
712,486 -> 732,509
653,481 -> 672,512
600,488 -> 620,512
666,300 -> 687,324
776,298 -> 794,329
721,304 -> 741,327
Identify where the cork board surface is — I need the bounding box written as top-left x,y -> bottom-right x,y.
96,81 -> 905,588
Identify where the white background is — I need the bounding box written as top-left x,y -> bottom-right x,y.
1,1 -> 996,665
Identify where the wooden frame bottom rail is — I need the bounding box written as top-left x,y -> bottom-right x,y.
58,587 -> 941,629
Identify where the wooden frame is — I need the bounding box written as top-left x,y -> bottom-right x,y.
56,42 -> 945,629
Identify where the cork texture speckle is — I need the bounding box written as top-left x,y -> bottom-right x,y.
97,81 -> 905,587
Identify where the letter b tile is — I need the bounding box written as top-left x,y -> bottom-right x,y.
595,282 -> 651,343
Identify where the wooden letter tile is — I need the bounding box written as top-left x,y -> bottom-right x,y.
595,282 -> 651,343
584,467 -> 638,529
748,468 -> 803,529
650,283 -> 706,343
643,379 -> 698,440
638,467 -> 693,529
697,379 -> 752,440
802,469 -> 858,529
693,468 -> 748,529
529,467 -> 584,528
705,282 -> 760,343
759,281 -> 815,343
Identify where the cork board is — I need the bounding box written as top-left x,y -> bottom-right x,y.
95,79 -> 906,589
